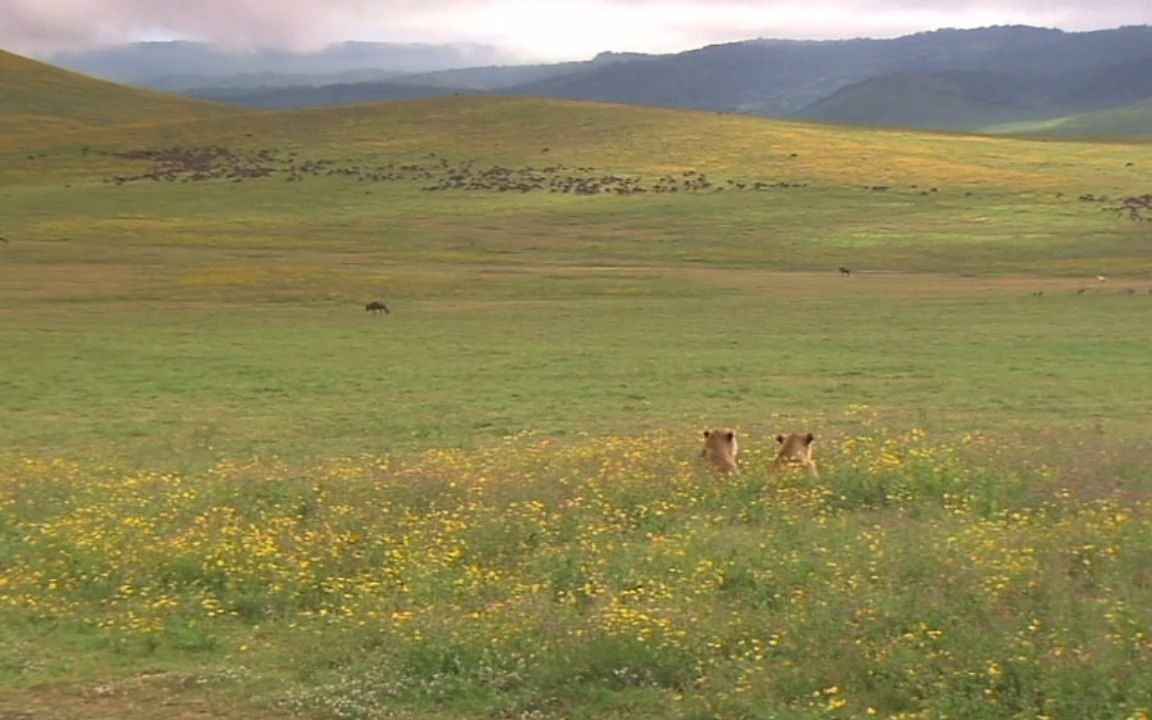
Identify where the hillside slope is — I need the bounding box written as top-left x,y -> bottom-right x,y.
791,70 -> 1042,131
0,48 -> 236,134
791,56 -> 1152,135
988,99 -> 1152,139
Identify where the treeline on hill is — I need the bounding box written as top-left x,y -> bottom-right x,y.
47,25 -> 1152,136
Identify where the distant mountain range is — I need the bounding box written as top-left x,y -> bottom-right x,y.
47,40 -> 515,90
44,26 -> 1152,136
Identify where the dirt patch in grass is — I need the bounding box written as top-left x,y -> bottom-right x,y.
0,672 -> 283,720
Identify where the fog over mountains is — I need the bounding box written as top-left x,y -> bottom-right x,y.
48,40 -> 516,90
46,25 -> 1152,136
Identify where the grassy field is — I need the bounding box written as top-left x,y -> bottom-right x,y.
2,68 -> 1152,718
2,268 -> 1151,468
3,96 -> 1151,462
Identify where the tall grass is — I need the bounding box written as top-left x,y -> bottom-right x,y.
3,419 -> 1151,718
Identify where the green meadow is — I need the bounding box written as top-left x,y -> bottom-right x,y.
2,51 -> 1152,718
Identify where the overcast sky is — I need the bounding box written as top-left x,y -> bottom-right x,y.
3,0 -> 1149,61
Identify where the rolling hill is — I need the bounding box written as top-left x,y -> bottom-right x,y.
2,51 -> 1148,274
0,48 -> 236,134
988,98 -> 1152,139
790,70 -> 1047,131
791,55 -> 1152,133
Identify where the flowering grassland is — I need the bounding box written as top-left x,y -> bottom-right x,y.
4,421 -> 1152,719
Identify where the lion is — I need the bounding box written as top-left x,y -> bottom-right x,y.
773,432 -> 818,477
701,428 -> 740,473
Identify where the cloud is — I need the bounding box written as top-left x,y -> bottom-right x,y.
4,0 -> 382,53
1,0 -> 1148,58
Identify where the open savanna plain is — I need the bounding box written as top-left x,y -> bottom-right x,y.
3,58 -> 1152,718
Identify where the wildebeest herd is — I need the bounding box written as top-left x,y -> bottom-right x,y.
94,145 -> 1152,222
100,145 -> 814,196
0,141 -> 1115,219
1077,191 -> 1152,222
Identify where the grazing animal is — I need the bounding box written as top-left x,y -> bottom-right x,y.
365,301 -> 390,315
1096,275 -> 1108,282
701,428 -> 740,474
839,266 -> 852,276
1075,288 -> 1086,295
773,432 -> 819,477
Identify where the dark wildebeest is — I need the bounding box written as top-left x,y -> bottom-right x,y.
839,266 -> 852,277
365,301 -> 390,315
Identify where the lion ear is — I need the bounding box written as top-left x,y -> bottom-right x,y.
703,430 -> 711,438
776,434 -> 785,443
806,433 -> 815,445
726,431 -> 735,442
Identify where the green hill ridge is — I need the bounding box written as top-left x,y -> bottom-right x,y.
0,48 -> 236,134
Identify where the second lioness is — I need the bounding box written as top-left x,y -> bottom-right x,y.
773,432 -> 819,477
